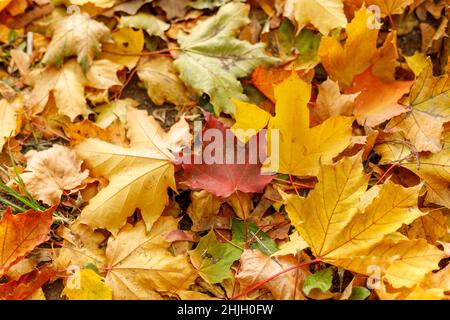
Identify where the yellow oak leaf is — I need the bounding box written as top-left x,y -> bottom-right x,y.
62,269 -> 112,300
0,97 -> 21,151
42,12 -> 111,72
75,108 -> 190,234
283,155 -> 428,261
105,217 -> 196,299
137,56 -> 196,107
22,145 -> 89,206
386,61 -> 450,153
294,0 -> 347,35
233,72 -> 353,176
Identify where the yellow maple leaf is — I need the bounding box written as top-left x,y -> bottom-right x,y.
283,156 -> 429,258
75,108 -> 190,234
25,60 -> 87,121
42,12 -> 111,72
63,269 -> 112,300
314,78 -> 359,122
366,0 -> 414,17
402,148 -> 450,209
375,135 -> 450,209
105,217 -> 196,299
334,238 -> 444,288
25,59 -> 123,122
282,155 -> 444,288
294,0 -> 347,35
233,72 -> 353,176
386,60 -> 450,153
318,7 -> 398,86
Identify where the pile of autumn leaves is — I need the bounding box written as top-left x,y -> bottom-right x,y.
0,0 -> 449,300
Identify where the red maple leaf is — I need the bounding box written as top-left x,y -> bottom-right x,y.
181,114 -> 273,197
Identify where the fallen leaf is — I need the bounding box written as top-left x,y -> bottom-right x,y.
0,266 -> 54,300
344,68 -> 412,126
234,72 -> 354,176
318,7 -> 396,86
314,78 -> 359,122
94,98 -> 139,128
100,28 -> 144,70
174,2 -> 278,115
75,108 -> 189,234
42,12 -> 111,72
386,61 -> 450,153
0,97 -> 21,151
294,0 -> 347,35
62,268 -> 112,300
137,56 -> 196,107
189,231 -> 242,284
366,0 -> 413,17
0,207 -> 54,275
182,113 -> 273,197
105,217 -> 196,299
235,249 -> 308,299
22,145 -> 89,205
119,13 -> 170,40
25,60 -> 88,121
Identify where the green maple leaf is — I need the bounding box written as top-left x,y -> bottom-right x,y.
174,2 -> 279,115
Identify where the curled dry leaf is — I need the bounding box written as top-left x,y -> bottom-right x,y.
22,145 -> 89,205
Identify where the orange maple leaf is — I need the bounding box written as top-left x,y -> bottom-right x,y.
0,207 -> 54,276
